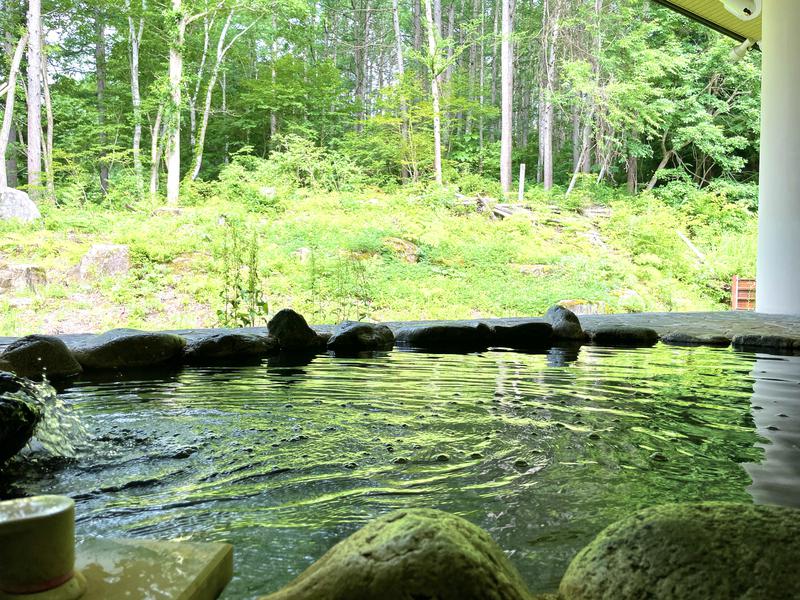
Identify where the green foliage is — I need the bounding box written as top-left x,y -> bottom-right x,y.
216,220 -> 270,328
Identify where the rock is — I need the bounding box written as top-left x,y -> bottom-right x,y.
395,323 -> 492,352
560,502 -> 800,600
259,508 -> 532,600
489,321 -> 553,349
384,237 -> 419,263
72,329 -> 186,370
556,299 -> 607,315
590,326 -> 658,347
515,264 -> 553,277
544,305 -> 585,341
0,264 -> 47,293
0,188 -> 40,222
1,335 -> 82,380
77,244 -> 130,281
293,247 -> 312,264
327,321 -> 395,353
183,332 -> 278,365
0,372 -> 42,464
661,332 -> 731,347
731,334 -> 800,353
267,309 -> 326,352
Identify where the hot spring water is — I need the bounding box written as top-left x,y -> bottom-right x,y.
3,344 -> 799,598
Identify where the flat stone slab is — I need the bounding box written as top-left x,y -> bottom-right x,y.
75,537 -> 232,600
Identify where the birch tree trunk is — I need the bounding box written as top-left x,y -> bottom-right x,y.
424,0 -> 443,185
166,0 -> 185,206
191,11 -> 258,180
540,0 -> 560,191
150,105 -> 164,199
128,1 -> 145,197
40,39 -> 55,199
27,0 -> 42,198
392,0 -> 409,179
189,13 -> 212,149
0,32 -> 27,189
270,14 -> 278,141
499,0 -> 513,193
95,12 -> 109,195
478,0 -> 485,171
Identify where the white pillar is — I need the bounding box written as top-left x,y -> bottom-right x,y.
756,1 -> 800,314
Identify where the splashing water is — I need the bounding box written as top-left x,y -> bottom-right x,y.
20,380 -> 89,458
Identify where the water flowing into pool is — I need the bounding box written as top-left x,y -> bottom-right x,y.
3,344 -> 798,598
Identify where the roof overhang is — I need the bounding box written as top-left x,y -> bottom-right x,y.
651,0 -> 762,43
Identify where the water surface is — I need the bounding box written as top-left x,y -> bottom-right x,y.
5,344 -> 799,598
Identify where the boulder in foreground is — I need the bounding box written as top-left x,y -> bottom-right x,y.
327,321 -> 395,353
1,335 -> 82,379
560,502 -> 800,600
0,372 -> 42,464
260,508 -> 532,600
267,309 -> 326,352
72,329 -> 186,370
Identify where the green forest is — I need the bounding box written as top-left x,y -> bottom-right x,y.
0,0 -> 761,334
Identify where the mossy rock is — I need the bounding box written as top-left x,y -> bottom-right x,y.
396,324 -> 492,352
260,508 -> 533,600
660,332 -> 730,347
544,305 -> 585,341
327,321 -> 395,353
731,334 -> 800,354
183,332 -> 278,365
489,321 -> 554,350
1,334 -> 82,379
589,326 -> 658,348
72,329 -> 186,370
268,309 -> 327,352
560,502 -> 800,600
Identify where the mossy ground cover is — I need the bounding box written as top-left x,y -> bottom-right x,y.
0,185 -> 757,336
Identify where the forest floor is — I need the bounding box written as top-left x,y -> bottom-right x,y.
0,188 -> 757,336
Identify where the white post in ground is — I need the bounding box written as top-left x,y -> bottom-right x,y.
756,1 -> 800,314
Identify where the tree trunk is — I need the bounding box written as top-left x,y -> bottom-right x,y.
95,12 -> 108,195
166,0 -> 185,206
191,12 -> 232,180
26,0 -> 42,198
392,0 -> 409,180
424,0 -> 443,185
413,0 -> 422,55
40,38 -> 54,199
478,0 -> 485,170
0,32 -> 27,189
645,149 -> 673,191
499,0 -> 513,193
540,0 -> 560,191
128,1 -> 145,197
189,14 -> 213,150
221,70 -> 229,165
627,153 -> 638,194
270,14 -> 278,141
150,105 -> 164,199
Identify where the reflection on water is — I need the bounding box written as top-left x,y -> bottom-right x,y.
3,345 -> 797,598
745,354 -> 800,507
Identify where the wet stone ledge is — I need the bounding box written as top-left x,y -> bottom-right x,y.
2,310 -> 800,380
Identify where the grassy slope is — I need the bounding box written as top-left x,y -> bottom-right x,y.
0,189 -> 757,336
